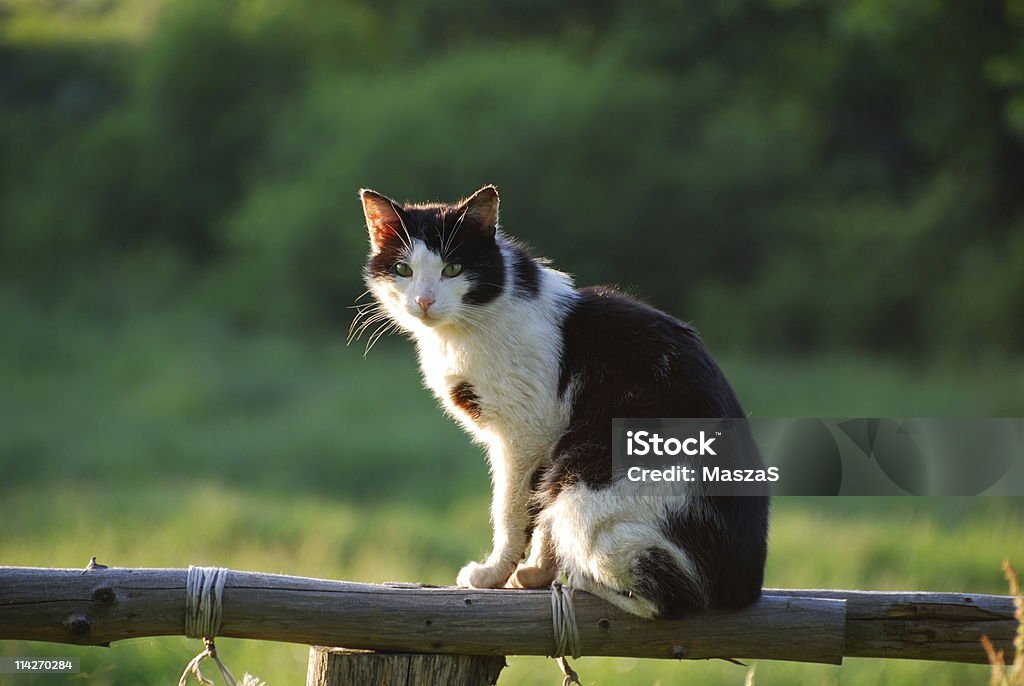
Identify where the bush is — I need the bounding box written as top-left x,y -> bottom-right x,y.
2,0 -> 1023,356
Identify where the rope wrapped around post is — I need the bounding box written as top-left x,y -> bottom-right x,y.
550,581 -> 583,686
179,566 -> 247,686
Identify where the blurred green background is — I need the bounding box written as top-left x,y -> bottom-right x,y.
1,0 -> 1023,684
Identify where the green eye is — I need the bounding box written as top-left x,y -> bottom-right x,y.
442,263 -> 463,278
394,262 -> 413,277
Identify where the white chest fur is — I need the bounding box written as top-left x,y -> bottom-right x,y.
415,265 -> 576,466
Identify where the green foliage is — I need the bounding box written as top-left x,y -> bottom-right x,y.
221,47 -> 679,324
2,0 -> 1023,355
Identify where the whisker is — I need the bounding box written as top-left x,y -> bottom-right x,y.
443,208 -> 469,260
386,226 -> 412,253
347,302 -> 380,311
361,320 -> 389,353
390,200 -> 416,253
350,312 -> 390,341
348,302 -> 379,317
437,211 -> 447,257
364,321 -> 398,357
445,239 -> 465,259
453,306 -> 492,331
347,307 -> 391,345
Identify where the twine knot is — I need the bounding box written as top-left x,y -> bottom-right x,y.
550,580 -> 582,686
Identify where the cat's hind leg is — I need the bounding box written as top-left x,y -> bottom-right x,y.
545,483 -> 710,619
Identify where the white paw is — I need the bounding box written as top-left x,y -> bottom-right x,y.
506,564 -> 558,589
456,560 -> 514,588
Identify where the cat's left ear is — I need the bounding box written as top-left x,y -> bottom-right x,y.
457,185 -> 499,238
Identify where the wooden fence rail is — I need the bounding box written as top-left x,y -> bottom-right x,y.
0,566 -> 1017,669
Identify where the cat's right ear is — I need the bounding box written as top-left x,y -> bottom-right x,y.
360,189 -> 405,254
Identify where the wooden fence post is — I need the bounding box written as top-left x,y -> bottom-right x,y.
306,647 -> 506,686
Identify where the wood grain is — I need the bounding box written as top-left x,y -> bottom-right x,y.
0,567 -> 1016,665
306,648 -> 506,686
767,588 -> 1019,663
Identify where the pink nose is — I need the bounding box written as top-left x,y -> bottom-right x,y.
415,295 -> 435,313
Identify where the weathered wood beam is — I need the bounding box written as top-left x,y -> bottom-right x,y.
0,567 -> 1016,665
306,648 -> 507,686
768,588 -> 1018,664
0,567 -> 845,664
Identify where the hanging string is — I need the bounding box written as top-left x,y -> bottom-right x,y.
178,566 -> 263,686
550,581 -> 582,686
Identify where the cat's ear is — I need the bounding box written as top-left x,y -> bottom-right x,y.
360,189 -> 405,254
456,185 -> 499,238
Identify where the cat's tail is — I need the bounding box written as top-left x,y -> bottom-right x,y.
562,538 -> 710,619
632,546 -> 712,619
550,510 -> 712,619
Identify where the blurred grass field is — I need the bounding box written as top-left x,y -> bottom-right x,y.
1,289 -> 1022,685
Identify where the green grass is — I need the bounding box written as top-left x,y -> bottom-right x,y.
1,294 -> 1022,684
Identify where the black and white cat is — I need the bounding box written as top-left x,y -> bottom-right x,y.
358,185 -> 768,619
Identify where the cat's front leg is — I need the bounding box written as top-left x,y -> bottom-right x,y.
507,518 -> 558,589
457,451 -> 534,589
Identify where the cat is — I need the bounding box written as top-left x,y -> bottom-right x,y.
357,184 -> 768,619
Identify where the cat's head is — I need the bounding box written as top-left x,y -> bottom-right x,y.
360,185 -> 505,332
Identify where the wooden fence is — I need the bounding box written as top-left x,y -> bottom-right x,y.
0,566 -> 1018,684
